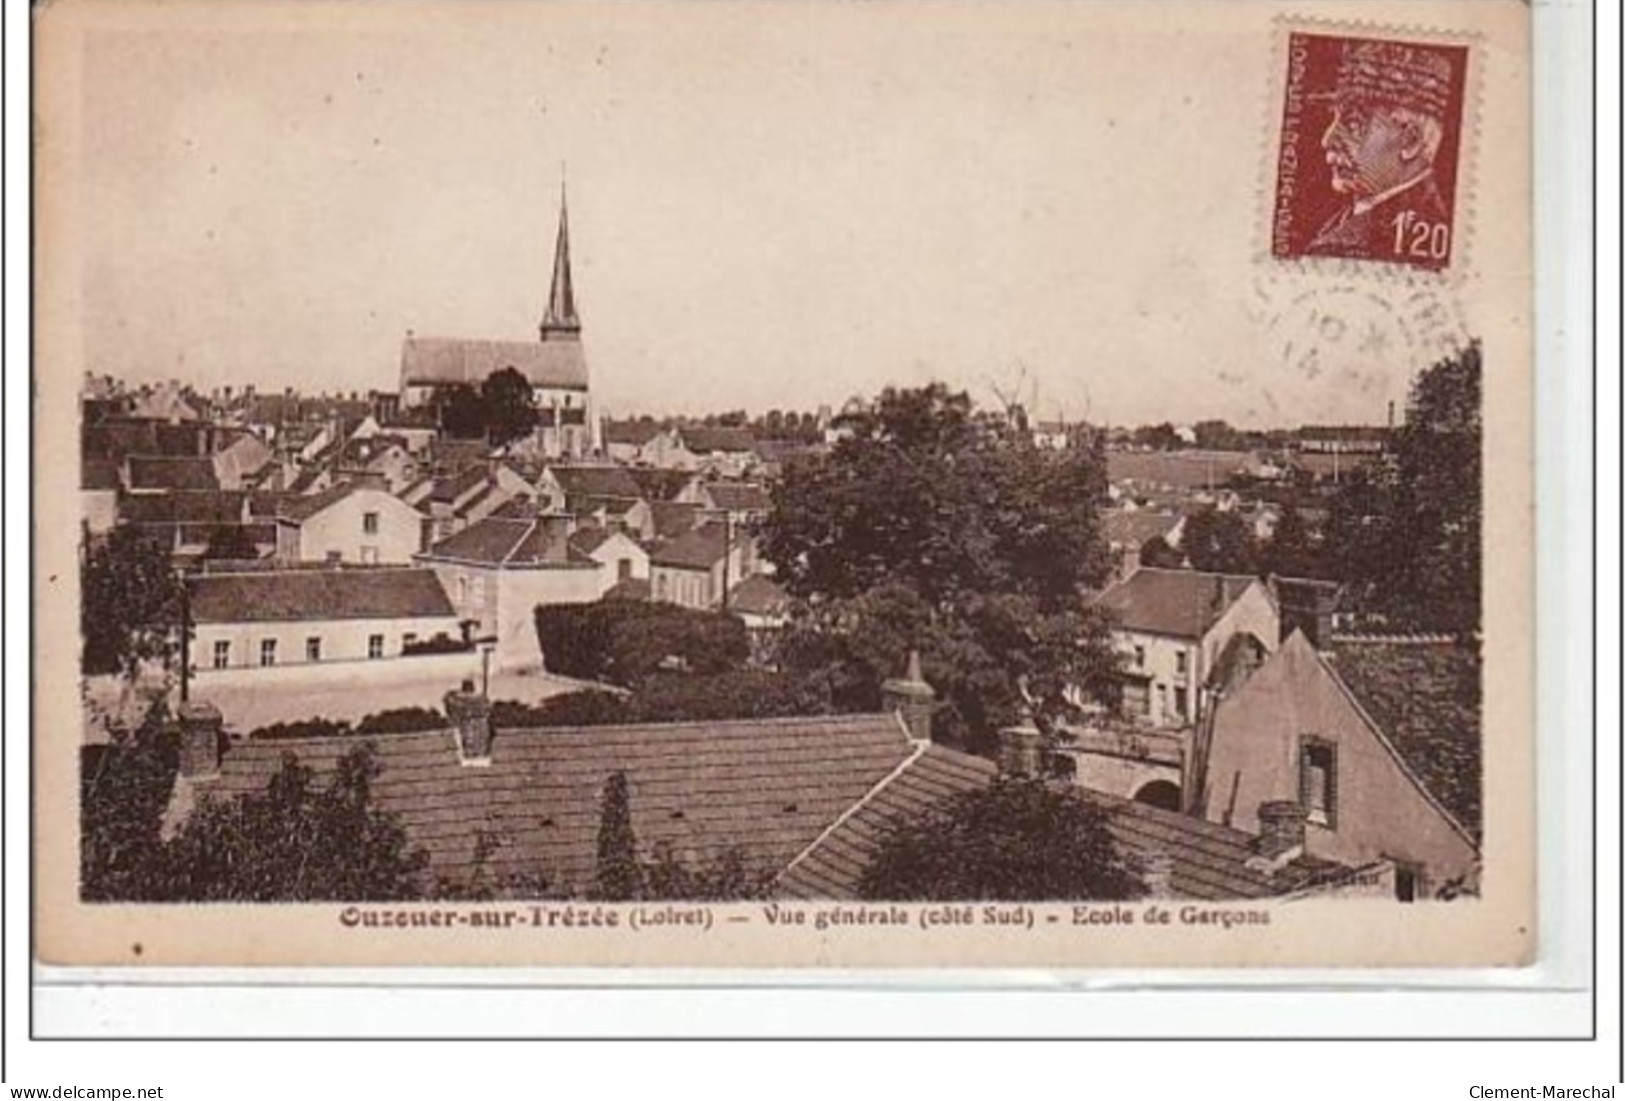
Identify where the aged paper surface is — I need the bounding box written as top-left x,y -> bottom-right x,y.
35,0 -> 1533,968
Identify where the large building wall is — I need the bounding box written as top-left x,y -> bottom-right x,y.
193,612 -> 463,671
286,489 -> 424,564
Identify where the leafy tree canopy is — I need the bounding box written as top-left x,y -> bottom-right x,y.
1326,341 -> 1482,636
858,780 -> 1146,901
81,527 -> 184,679
759,383 -> 1120,750
481,366 -> 540,447
534,601 -> 750,686
1180,506 -> 1259,575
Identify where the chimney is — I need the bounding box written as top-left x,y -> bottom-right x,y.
1142,851 -> 1176,898
177,700 -> 224,778
997,714 -> 1044,779
880,650 -> 936,742
1255,800 -> 1307,858
445,681 -> 493,763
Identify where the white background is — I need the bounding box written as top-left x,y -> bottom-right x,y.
4,0 -> 1617,1094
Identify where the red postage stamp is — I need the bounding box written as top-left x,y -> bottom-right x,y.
1271,31 -> 1470,272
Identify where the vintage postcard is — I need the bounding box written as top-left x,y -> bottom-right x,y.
34,0 -> 1534,968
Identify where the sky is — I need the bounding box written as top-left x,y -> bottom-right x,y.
69,2 -> 1486,427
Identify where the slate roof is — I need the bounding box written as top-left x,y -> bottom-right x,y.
401,336 -> 588,391
420,516 -> 581,568
189,567 -> 455,624
649,501 -> 704,540
428,466 -> 490,506
678,425 -> 755,454
650,521 -> 729,570
603,421 -> 663,446
703,481 -> 771,512
119,491 -> 248,526
127,456 -> 220,492
1323,637 -> 1482,840
276,481 -> 358,523
547,464 -> 643,501
1095,568 -> 1263,641
777,745 -> 1344,900
1103,509 -> 1182,547
199,713 -> 917,895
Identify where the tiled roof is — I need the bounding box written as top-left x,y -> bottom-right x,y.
625,468 -> 692,503
777,745 -> 1342,900
703,481 -> 771,512
1323,637 -> 1482,840
568,526 -> 615,555
649,501 -> 703,540
1103,509 -> 1182,547
188,567 -> 455,624
276,481 -> 357,523
547,464 -> 643,501
566,494 -> 640,519
421,516 -> 577,567
401,336 -> 588,392
679,425 -> 756,454
119,491 -> 248,526
603,421 -> 663,446
429,466 -> 490,506
650,521 -> 729,570
127,456 -> 220,492
200,713 -> 916,895
728,575 -> 789,617
1095,568 -> 1262,640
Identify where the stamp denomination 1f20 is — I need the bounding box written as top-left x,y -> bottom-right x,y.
1272,31 -> 1470,273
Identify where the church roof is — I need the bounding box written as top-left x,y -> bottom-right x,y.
400,337 -> 587,392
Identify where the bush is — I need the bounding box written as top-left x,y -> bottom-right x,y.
401,633 -> 472,656
249,717 -> 353,741
491,691 -> 632,729
535,602 -> 750,686
251,707 -> 447,740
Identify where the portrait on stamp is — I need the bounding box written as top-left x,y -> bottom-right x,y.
1272,32 -> 1470,271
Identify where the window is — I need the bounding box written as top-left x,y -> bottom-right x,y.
618,558 -> 633,581
1393,862 -> 1422,904
1298,736 -> 1338,828
325,550 -> 343,564
360,546 -> 379,565
259,638 -> 277,667
1154,683 -> 1167,720
368,634 -> 385,659
362,511 -> 379,535
1173,686 -> 1189,720
1175,650 -> 1188,676
212,640 -> 230,669
1133,645 -> 1146,668
305,637 -> 322,662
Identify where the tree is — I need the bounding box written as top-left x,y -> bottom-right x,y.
437,384 -> 487,440
593,771 -> 642,901
1180,507 -> 1258,574
857,780 -> 1146,901
534,602 -> 750,686
80,704 -> 178,901
1139,535 -> 1186,570
761,383 -> 1120,751
481,367 -> 540,447
1259,500 -> 1324,579
641,843 -> 771,900
1327,342 -> 1482,636
81,526 -> 184,679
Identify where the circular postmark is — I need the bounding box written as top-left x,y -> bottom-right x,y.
1242,274 -> 1472,423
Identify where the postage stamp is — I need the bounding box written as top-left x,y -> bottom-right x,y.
1271,31 -> 1471,272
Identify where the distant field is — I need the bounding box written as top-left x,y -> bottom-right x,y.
1106,449 -> 1253,489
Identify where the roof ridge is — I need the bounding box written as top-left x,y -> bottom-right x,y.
494,711 -> 897,738
776,736 -> 928,886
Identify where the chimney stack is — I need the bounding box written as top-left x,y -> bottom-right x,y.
1255,800 -> 1307,857
880,651 -> 936,742
1142,851 -> 1176,898
177,700 -> 224,778
997,714 -> 1044,779
445,681 -> 493,763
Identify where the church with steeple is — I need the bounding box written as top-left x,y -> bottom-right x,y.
398,182 -> 599,459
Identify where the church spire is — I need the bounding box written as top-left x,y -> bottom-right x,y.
540,175 -> 580,342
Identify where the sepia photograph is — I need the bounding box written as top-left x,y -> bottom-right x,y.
33,0 -> 1535,968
